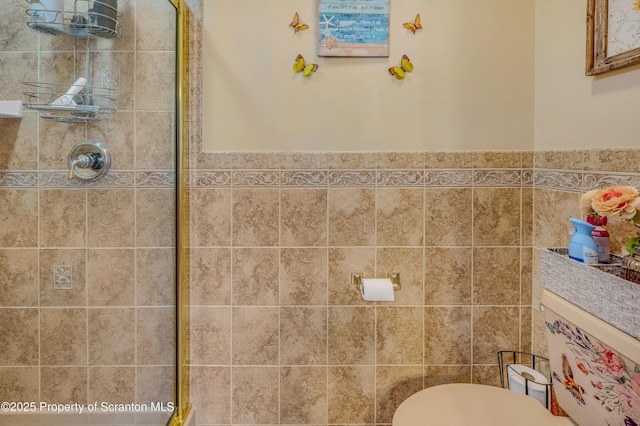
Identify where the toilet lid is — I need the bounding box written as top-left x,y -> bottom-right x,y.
392,384 -> 575,426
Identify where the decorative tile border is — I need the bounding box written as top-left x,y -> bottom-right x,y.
189,171 -> 231,187
0,171 -> 175,189
188,168 -> 490,188
473,170 -> 522,186
424,170 -> 473,187
281,171 -> 328,187
232,171 -> 279,187
328,171 -> 376,186
377,170 -> 424,186
6,168 -> 636,191
583,173 -> 640,191
533,171 -> 584,192
186,168 -> 640,189
136,171 -> 176,188
534,171 -> 640,192
0,172 -> 38,187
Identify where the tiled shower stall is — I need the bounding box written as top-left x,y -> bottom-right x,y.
0,0 -> 177,421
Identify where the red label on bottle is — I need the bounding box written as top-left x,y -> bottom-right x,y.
592,229 -> 609,237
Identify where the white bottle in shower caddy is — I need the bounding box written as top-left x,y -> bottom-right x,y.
30,0 -> 65,26
51,77 -> 87,108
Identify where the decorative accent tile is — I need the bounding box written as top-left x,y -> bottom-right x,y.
522,169 -> 534,186
185,167 -> 640,190
377,170 -> 424,186
582,173 -> 640,191
38,172 -> 82,188
39,172 -> 136,188
232,171 -> 279,187
533,170 -> 582,191
0,172 -> 37,188
135,171 -> 176,187
53,265 -> 72,290
281,171 -> 328,187
473,169 -> 521,186
93,172 -> 136,188
424,170 -> 472,187
328,170 -> 376,186
189,171 -> 232,187
102,69 -> 120,91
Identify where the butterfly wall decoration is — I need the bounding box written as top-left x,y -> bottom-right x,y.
293,54 -> 318,78
289,12 -> 309,33
388,55 -> 413,80
403,13 -> 423,34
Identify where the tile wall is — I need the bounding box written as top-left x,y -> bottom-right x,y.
187,150 -> 536,425
0,0 -> 177,421
187,147 -> 640,425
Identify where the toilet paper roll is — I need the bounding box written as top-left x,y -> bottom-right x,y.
507,364 -> 550,406
361,278 -> 394,302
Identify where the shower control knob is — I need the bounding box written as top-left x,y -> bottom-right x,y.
67,141 -> 111,182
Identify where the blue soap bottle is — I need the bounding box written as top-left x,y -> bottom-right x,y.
568,218 -> 599,264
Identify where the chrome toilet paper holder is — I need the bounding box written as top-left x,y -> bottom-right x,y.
351,272 -> 401,291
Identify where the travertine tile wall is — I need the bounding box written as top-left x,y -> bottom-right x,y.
188,150 -> 535,425
0,0 -> 176,418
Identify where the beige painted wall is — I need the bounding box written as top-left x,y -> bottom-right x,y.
535,0 -> 640,150
202,0 -> 535,151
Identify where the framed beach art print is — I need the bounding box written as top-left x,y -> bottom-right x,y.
318,0 -> 390,57
586,0 -> 640,75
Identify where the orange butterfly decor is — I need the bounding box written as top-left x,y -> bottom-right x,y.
388,55 -> 413,80
403,13 -> 423,34
553,354 -> 586,405
289,12 -> 309,33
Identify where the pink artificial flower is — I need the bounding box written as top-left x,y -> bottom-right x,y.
590,186 -> 640,221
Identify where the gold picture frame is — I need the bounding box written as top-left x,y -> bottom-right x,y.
586,0 -> 640,75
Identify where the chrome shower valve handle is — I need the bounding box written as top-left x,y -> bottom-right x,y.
67,152 -> 103,180
67,141 -> 111,182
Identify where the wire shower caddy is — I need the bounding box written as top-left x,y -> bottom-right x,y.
23,0 -> 120,123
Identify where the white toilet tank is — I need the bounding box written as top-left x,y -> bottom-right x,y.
543,289 -> 640,426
